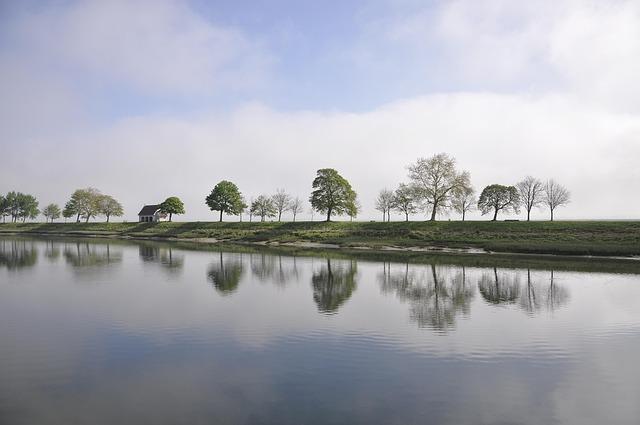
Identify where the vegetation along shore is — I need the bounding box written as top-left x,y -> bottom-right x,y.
1,220 -> 639,257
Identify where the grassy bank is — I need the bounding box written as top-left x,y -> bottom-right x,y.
1,220 -> 639,257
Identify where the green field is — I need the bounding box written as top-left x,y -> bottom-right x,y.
1,220 -> 639,257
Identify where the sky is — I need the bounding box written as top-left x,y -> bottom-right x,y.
1,0 -> 639,221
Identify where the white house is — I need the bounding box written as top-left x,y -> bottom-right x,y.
138,205 -> 167,223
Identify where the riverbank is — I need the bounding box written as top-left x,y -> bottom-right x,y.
1,220 -> 639,257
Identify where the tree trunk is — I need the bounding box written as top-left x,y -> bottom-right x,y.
430,202 -> 437,221
462,210 -> 466,221
106,215 -> 110,223
219,210 -> 223,222
405,212 -> 409,222
550,208 -> 554,222
85,215 -> 90,223
492,208 -> 498,221
326,208 -> 331,222
278,211 -> 282,222
169,213 -> 173,222
293,213 -> 296,222
527,209 -> 531,221
76,213 -> 80,223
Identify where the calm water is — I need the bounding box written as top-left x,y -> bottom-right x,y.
1,237 -> 639,425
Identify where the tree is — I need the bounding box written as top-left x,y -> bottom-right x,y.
375,189 -> 394,222
66,188 -> 101,223
544,179 -> 570,221
0,195 -> 8,223
477,184 -> 520,221
159,196 -> 185,222
250,195 -> 277,222
5,192 -> 21,222
516,176 -> 544,221
271,189 -> 292,222
205,181 -> 245,222
62,201 -> 76,222
289,197 -> 304,222
43,204 -> 61,223
407,153 -> 471,221
309,168 -> 356,222
17,194 -> 39,222
451,186 -> 475,221
98,195 -> 123,222
393,184 -> 419,222
346,195 -> 361,221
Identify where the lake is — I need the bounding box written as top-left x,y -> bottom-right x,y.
1,236 -> 639,425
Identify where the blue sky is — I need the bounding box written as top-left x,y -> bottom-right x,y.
1,0 -> 639,220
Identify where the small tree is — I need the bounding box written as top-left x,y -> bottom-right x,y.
375,189 -> 394,222
310,168 -> 356,222
250,195 -> 277,222
393,184 -> 419,222
516,176 -> 544,221
451,186 -> 475,221
289,197 -> 304,222
159,196 -> 185,222
67,188 -> 101,223
63,201 -> 76,222
16,193 -> 39,222
347,195 -> 361,222
544,180 -> 570,221
272,189 -> 292,222
205,181 -> 245,222
98,195 -> 124,222
0,195 -> 8,223
43,203 -> 61,223
477,185 -> 520,221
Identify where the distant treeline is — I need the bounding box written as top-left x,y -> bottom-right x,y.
1,153 -> 570,223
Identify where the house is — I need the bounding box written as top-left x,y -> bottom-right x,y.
138,205 -> 167,223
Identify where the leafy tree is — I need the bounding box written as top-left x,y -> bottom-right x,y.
477,184 -> 520,221
159,196 -> 185,222
98,195 -> 123,222
408,153 -> 471,221
451,186 -> 475,221
0,195 -> 8,223
375,189 -> 394,222
66,188 -> 101,223
250,195 -> 277,222
516,176 -> 544,221
43,204 -> 61,223
62,201 -> 76,222
346,195 -> 361,221
205,181 -> 245,222
544,179 -> 570,221
5,192 -> 21,222
17,194 -> 39,222
310,168 -> 356,222
393,184 -> 419,222
289,197 -> 304,222
271,189 -> 291,222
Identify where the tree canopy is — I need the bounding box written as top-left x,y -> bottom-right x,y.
98,195 -> 123,222
544,179 -> 570,221
3,192 -> 39,222
250,195 -> 277,222
205,181 -> 245,222
65,188 -> 102,222
310,168 -> 356,221
43,204 -> 61,222
477,184 -> 520,221
159,196 -> 185,222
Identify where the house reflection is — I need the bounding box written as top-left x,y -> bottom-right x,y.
0,239 -> 39,270
311,258 -> 357,314
379,262 -> 474,331
207,252 -> 244,295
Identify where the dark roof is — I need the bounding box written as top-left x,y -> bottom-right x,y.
138,204 -> 161,216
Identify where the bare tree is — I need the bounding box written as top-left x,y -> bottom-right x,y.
272,189 -> 292,222
250,195 -> 277,222
516,176 -> 544,221
289,197 -> 303,222
451,186 -> 475,221
375,189 -> 394,222
544,180 -> 570,221
393,184 -> 419,222
408,153 -> 471,221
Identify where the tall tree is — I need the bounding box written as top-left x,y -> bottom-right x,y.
375,189 -> 394,222
67,188 -> 101,223
393,184 -> 419,222
43,203 -> 61,223
289,197 -> 304,222
309,168 -> 356,222
544,180 -> 570,221
0,195 -> 8,223
407,153 -> 471,221
5,192 -> 21,222
250,195 -> 277,222
477,184 -> 520,221
271,189 -> 292,222
451,186 -> 475,221
205,181 -> 245,222
98,195 -> 123,222
159,196 -> 185,222
17,194 -> 39,222
516,176 -> 544,221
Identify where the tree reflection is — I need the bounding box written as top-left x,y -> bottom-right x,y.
379,262 -> 474,330
44,240 -> 61,262
312,258 -> 357,314
478,268 -> 521,304
207,252 -> 244,295
0,239 -> 38,270
250,253 -> 299,287
63,242 -> 122,268
138,245 -> 184,274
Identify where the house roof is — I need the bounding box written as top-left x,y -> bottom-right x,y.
138,204 -> 161,216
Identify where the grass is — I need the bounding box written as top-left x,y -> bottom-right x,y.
1,220 -> 639,257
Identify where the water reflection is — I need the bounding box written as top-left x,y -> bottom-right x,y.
207,252 -> 244,295
63,242 -> 122,269
44,240 -> 61,262
311,258 -> 358,314
379,263 -> 474,330
0,239 -> 38,270
478,267 -> 521,305
249,253 -> 300,286
138,245 -> 185,274
519,269 -> 569,313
